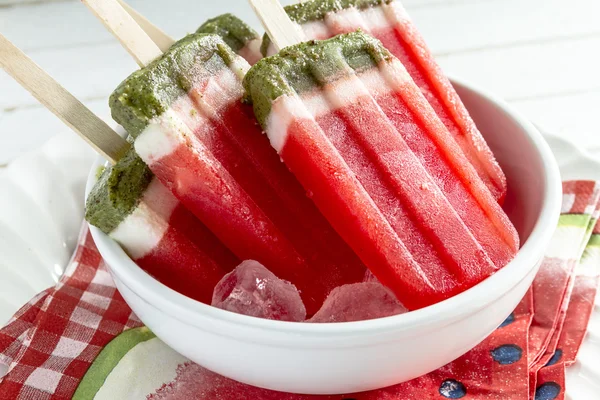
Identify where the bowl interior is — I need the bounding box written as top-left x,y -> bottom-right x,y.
87,78 -> 561,337
454,80 -> 551,246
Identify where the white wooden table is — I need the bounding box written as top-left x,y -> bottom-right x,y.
0,0 -> 599,164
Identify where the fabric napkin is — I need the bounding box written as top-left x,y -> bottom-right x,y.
1,180 -> 599,400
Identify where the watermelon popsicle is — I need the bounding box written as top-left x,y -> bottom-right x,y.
110,33 -> 366,314
86,148 -> 239,304
244,31 -> 519,309
262,0 -> 507,203
85,16 -> 262,304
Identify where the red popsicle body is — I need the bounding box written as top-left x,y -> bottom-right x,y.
275,0 -> 507,203
246,32 -> 518,309
120,35 -> 367,314
134,205 -> 238,304
89,21 -> 265,306
105,178 -> 238,304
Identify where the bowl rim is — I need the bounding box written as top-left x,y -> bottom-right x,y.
88,77 -> 562,340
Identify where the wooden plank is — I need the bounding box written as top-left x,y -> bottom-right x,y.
0,34 -> 128,164
117,0 -> 264,39
0,98 -> 110,165
0,1 -> 111,51
81,0 -> 163,67
0,0 -> 446,7
0,0 -> 473,7
249,0 -> 306,50
0,42 -> 137,109
117,0 -> 174,52
410,0 -> 600,55
403,0 -> 491,7
4,27 -> 597,110
0,0 -> 525,53
511,91 -> 600,154
438,35 -> 600,100
0,0 -> 72,6
0,0 -> 262,52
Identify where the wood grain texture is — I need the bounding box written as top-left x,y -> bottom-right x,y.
248,0 -> 305,50
3,0 -> 596,55
0,34 -> 127,164
514,90 -> 600,152
81,0 -> 162,67
438,35 -> 600,100
0,98 -> 110,165
4,27 -> 598,109
410,0 -> 600,55
0,42 -> 137,109
117,0 -> 174,52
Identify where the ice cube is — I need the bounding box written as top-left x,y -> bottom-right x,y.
309,282 -> 408,323
211,260 -> 306,322
363,269 -> 379,283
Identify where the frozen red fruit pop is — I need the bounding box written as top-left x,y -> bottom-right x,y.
86,15 -> 263,303
244,32 -> 519,310
110,34 -> 366,315
86,149 -> 238,304
212,260 -> 306,322
262,0 -> 507,203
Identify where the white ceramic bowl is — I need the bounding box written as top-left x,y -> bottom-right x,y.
87,79 -> 562,395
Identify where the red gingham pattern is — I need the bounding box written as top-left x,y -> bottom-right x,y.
529,181 -> 600,366
0,226 -> 141,400
561,181 -> 600,214
0,291 -> 50,370
558,215 -> 600,365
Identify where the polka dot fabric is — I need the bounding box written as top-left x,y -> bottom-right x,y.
0,180 -> 599,399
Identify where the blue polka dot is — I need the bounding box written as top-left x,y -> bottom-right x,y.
439,379 -> 467,398
535,382 -> 561,400
491,344 -> 523,365
544,349 -> 562,367
498,312 -> 515,328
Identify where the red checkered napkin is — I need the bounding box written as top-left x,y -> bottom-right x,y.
0,228 -> 141,399
1,181 -> 599,400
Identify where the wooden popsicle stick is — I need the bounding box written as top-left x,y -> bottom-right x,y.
82,0 -> 163,67
117,0 -> 175,53
248,0 -> 306,51
0,34 -> 129,165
